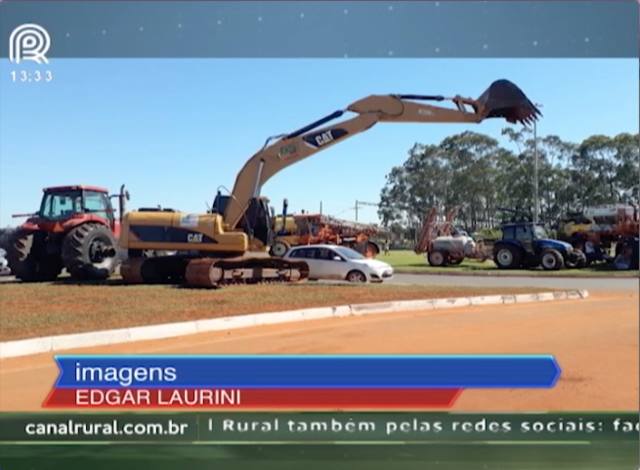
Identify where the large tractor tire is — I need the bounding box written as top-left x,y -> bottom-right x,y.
364,241 -> 380,259
62,223 -> 118,280
565,250 -> 587,269
540,249 -> 564,271
7,230 -> 62,282
493,245 -> 521,269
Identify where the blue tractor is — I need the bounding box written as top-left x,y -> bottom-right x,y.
493,221 -> 587,270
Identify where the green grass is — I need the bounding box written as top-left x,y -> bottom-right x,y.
382,250 -> 639,278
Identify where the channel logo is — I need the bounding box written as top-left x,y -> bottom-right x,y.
9,23 -> 51,64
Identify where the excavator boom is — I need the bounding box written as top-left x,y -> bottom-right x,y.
120,79 -> 539,288
224,79 -> 540,229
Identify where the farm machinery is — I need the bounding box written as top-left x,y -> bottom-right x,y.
414,207 -> 489,266
116,79 -> 540,287
560,204 -> 639,269
7,185 -> 129,281
270,199 -> 383,258
493,210 -> 586,270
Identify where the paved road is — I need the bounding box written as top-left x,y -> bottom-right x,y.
2,271 -> 637,292
1,292 -> 637,411
3,273 -> 637,292
391,273 -> 638,292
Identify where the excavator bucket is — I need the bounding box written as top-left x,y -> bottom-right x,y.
476,79 -> 541,125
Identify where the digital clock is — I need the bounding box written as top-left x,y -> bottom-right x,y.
10,70 -> 53,83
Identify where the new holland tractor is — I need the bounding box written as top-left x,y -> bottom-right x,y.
493,220 -> 587,270
8,185 -> 129,281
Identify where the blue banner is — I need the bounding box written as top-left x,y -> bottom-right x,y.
54,355 -> 561,389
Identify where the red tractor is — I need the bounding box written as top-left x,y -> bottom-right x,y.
8,184 -> 129,282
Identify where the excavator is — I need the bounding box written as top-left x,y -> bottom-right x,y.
119,79 -> 540,287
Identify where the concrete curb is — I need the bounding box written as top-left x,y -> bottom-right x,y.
0,289 -> 589,359
395,269 -> 638,279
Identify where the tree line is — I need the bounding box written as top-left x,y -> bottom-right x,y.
378,129 -> 639,237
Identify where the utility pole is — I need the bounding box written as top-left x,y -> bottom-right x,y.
354,200 -> 379,222
534,118 -> 539,224
533,102 -> 543,224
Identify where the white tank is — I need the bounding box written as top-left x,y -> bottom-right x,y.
432,235 -> 476,256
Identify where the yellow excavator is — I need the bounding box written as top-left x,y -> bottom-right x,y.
119,79 -> 540,287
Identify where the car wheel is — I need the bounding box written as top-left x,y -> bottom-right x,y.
427,250 -> 447,267
346,270 -> 367,283
540,249 -> 564,270
494,246 -> 520,269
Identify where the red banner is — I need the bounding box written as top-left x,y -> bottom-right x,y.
44,388 -> 462,410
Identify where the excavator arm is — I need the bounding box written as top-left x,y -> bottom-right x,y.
224,79 -> 540,229
121,79 -> 539,288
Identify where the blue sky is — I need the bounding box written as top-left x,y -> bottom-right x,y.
0,59 -> 637,226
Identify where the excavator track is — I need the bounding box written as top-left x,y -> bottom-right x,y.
185,256 -> 309,288
121,255 -> 309,288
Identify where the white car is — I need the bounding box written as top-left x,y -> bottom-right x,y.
0,248 -> 10,276
284,244 -> 393,283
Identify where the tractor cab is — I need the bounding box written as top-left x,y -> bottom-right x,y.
26,185 -> 129,237
38,186 -> 114,224
501,223 -> 549,252
500,222 -> 571,253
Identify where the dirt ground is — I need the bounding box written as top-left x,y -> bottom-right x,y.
0,282 -> 549,340
0,291 -> 637,411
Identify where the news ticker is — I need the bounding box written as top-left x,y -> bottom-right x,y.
1,413 -> 638,443
44,355 -> 560,409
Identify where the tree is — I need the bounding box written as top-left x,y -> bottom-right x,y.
378,130 -> 639,235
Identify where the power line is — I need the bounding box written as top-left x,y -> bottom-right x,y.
355,200 -> 379,221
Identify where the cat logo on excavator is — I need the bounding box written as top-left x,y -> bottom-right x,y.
187,233 -> 204,243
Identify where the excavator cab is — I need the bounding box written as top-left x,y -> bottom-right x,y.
212,192 -> 273,249
240,198 -> 273,248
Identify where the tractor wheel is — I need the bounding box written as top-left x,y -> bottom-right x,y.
540,249 -> 564,271
364,242 -> 380,258
427,250 -> 448,267
62,223 -> 118,280
269,241 -> 290,258
494,246 -> 521,269
7,230 -> 62,282
565,250 -> 587,269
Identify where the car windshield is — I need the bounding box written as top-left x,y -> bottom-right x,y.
533,225 -> 548,238
334,246 -> 365,260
